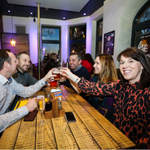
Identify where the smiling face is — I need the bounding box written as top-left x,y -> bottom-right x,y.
69,55 -> 82,71
7,52 -> 18,76
17,54 -> 30,73
93,56 -> 101,74
119,55 -> 143,83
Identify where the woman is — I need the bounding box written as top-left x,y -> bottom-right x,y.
82,53 -> 94,75
86,54 -> 118,122
61,47 -> 150,148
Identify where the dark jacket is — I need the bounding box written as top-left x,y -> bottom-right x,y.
10,70 -> 38,110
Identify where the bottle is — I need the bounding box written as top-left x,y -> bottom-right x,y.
54,83 -> 62,110
66,58 -> 69,68
45,94 -> 52,111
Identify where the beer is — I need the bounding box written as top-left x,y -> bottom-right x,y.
53,68 -> 60,81
53,72 -> 60,81
49,68 -> 61,88
50,80 -> 58,88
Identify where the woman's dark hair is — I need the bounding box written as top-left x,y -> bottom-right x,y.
0,49 -> 11,70
117,47 -> 150,89
84,53 -> 94,65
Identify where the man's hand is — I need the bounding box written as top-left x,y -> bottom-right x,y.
43,68 -> 56,82
25,97 -> 37,112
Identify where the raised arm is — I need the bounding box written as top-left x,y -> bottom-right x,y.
61,67 -> 117,96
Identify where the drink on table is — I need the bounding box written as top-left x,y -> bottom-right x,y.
37,95 -> 45,125
45,94 -> 52,111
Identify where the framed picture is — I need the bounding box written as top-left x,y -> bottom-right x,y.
103,30 -> 115,55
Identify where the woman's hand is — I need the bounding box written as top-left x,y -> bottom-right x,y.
60,67 -> 80,83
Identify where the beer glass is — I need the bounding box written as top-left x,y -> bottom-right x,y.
37,95 -> 45,125
50,67 -> 61,88
53,67 -> 61,81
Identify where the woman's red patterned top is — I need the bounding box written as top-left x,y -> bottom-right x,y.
78,78 -> 150,149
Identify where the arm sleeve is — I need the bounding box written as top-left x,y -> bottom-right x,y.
136,97 -> 150,148
77,78 -> 117,97
13,78 -> 46,98
26,73 -> 38,85
0,106 -> 28,132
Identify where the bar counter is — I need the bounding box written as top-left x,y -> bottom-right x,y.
0,85 -> 135,149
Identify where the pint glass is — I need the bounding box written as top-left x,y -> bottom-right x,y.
49,68 -> 60,88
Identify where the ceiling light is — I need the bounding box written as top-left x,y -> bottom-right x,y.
8,10 -> 11,12
30,12 -> 33,15
83,13 -> 86,16
63,17 -> 65,19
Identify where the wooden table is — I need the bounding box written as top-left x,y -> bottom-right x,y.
0,85 -> 135,149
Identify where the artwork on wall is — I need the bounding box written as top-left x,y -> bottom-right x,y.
103,30 -> 115,55
135,28 -> 150,58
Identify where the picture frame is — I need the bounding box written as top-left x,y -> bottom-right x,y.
103,30 -> 115,55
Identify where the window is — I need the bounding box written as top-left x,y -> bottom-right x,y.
96,19 -> 103,56
69,24 -> 86,57
131,1 -> 150,57
42,26 -> 61,61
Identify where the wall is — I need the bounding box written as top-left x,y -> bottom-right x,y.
2,0 -> 148,66
103,0 -> 147,67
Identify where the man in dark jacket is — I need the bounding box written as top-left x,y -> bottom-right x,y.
10,52 -> 38,110
62,52 -> 90,99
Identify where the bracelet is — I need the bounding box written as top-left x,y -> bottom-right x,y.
75,78 -> 79,84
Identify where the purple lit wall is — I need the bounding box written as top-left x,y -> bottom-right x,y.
29,18 -> 38,64
86,18 -> 92,54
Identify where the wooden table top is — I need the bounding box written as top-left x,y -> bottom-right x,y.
0,85 -> 135,149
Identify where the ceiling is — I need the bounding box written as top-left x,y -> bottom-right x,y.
0,0 -> 105,20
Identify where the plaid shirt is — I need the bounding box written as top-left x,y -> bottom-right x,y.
0,74 -> 46,132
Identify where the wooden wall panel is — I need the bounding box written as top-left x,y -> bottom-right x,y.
0,13 -> 3,33
1,33 -> 29,55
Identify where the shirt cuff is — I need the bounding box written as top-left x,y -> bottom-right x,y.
38,79 -> 47,86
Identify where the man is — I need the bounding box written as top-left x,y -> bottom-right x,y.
13,52 -> 38,86
45,53 -> 58,74
63,52 -> 90,89
10,52 -> 38,110
0,49 -> 54,132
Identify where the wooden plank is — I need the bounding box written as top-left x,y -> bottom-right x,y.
36,111 -> 57,149
0,120 -> 21,149
62,86 -> 135,149
14,117 -> 36,149
61,86 -> 123,149
52,117 -> 78,149
61,92 -> 100,149
72,93 -> 136,149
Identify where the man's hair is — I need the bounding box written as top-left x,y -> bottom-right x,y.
16,51 -> 29,60
70,52 -> 82,60
0,49 -> 11,70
